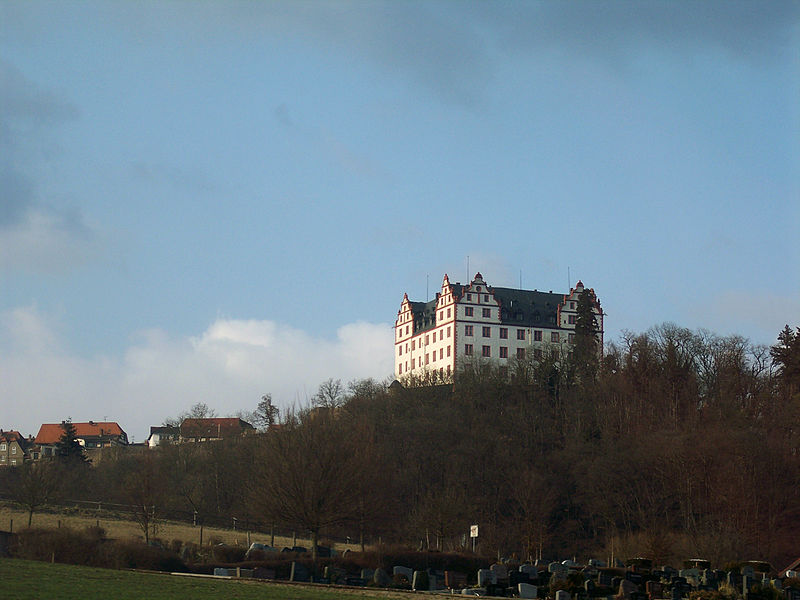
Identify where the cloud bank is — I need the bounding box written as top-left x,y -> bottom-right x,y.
0,307 -> 394,443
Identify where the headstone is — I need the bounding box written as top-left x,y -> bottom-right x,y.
742,566 -> 755,579
671,585 -> 682,600
589,559 -> 607,568
598,571 -> 614,586
519,583 -> 538,599
238,569 -> 253,578
290,562 -> 310,582
445,571 -> 468,589
461,590 -> 482,597
521,564 -> 538,578
511,571 -> 531,586
324,565 -> 347,584
373,568 -> 391,587
412,570 -> 429,591
627,572 -> 644,585
585,579 -> 596,594
618,579 -> 639,599
646,580 -> 663,599
393,566 -> 413,582
360,568 -> 375,581
213,568 -> 233,577
556,589 -> 572,600
345,577 -> 367,586
550,561 -> 563,573
563,560 -> 579,567
478,568 -> 496,586
491,562 -> 509,582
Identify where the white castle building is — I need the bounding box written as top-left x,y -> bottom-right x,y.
394,273 -> 603,379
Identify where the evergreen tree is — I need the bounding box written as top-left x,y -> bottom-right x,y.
771,325 -> 800,395
56,420 -> 89,464
573,288 -> 599,381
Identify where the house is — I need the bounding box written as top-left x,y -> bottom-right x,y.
0,430 -> 31,467
146,425 -> 180,448
34,421 -> 128,458
395,272 -> 603,379
178,418 -> 255,443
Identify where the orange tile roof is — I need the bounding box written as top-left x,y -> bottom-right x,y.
35,422 -> 126,444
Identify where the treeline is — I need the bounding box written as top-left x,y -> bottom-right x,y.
3,323 -> 800,569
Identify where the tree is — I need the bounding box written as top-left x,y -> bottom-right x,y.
252,394 -> 280,430
312,378 -> 344,409
10,462 -> 60,526
772,325 -> 800,396
249,408 -> 380,565
163,402 -> 218,427
123,454 -> 163,544
572,288 -> 600,382
56,420 -> 89,464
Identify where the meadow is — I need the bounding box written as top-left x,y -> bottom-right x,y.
0,558 -> 419,600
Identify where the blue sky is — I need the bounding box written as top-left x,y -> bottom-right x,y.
1,1 -> 798,441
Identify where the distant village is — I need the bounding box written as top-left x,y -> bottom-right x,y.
0,417 -> 256,466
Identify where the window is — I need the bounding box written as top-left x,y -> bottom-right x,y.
405,325 -> 409,335
432,351 -> 436,362
439,330 -> 443,341
447,365 -> 451,374
0,443 -> 5,451
568,315 -> 577,324
465,306 -> 474,317
447,307 -> 451,318
412,359 -> 416,368
551,332 -> 560,343
465,325 -> 473,336
439,348 -> 443,359
447,326 -> 451,338
500,346 -> 508,358
398,364 -> 403,374
425,335 -> 429,345
447,345 -> 451,357
465,344 -> 473,356
412,340 -> 415,350
569,333 -> 575,343
570,301 -> 575,309
398,346 -> 402,356
484,294 -> 489,302
405,361 -> 408,371
425,354 -> 429,364
482,308 -> 491,318
0,455 -> 5,462
517,329 -> 526,340
467,294 -> 472,301
482,326 -> 491,337
517,348 -> 526,359
534,330 -> 542,341
439,311 -> 443,320
10,459 -> 16,466
500,328 -> 508,339
482,345 -> 491,357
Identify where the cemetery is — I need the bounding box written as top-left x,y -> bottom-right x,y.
185,543 -> 800,600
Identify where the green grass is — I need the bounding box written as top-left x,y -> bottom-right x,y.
0,558 -> 414,600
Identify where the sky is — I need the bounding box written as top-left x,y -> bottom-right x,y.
1,1 -> 798,442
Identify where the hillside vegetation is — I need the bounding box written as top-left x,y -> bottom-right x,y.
2,323 -> 799,569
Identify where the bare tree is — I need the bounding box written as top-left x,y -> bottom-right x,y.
311,378 -> 344,409
249,408 -> 379,564
11,462 -> 60,527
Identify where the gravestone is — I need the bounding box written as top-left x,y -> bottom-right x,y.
324,565 -> 346,584
345,577 -> 367,586
742,566 -> 755,579
520,564 -> 538,578
373,568 -> 391,587
492,562 -> 509,582
445,571 -> 467,589
511,571 -> 531,586
598,571 -> 614,586
462,590 -> 482,597
393,566 -> 413,582
671,585 -> 682,600
556,589 -> 572,600
618,579 -> 639,599
627,572 -> 644,585
585,579 -> 596,595
519,583 -> 538,599
213,568 -> 233,577
478,568 -> 496,586
290,562 -> 310,582
360,568 -> 374,581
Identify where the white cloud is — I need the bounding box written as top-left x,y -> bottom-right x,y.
0,307 -> 394,443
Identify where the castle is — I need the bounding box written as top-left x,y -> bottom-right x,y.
394,273 -> 603,379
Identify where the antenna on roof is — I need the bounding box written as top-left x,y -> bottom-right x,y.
568,267 -> 571,290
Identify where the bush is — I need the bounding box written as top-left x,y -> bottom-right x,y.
107,539 -> 187,572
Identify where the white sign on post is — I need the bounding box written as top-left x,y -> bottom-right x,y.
470,525 -> 478,538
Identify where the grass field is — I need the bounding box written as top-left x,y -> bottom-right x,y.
0,558 -> 421,600
0,502 -> 342,551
